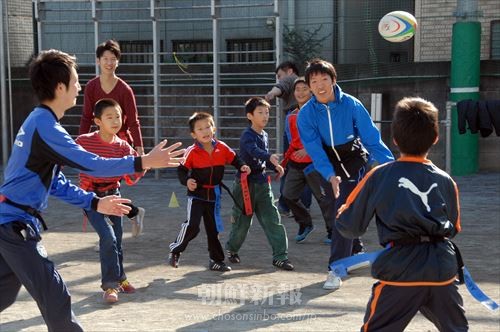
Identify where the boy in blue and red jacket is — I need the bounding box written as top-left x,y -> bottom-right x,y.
336,97 -> 468,331
168,112 -> 250,272
282,77 -> 333,244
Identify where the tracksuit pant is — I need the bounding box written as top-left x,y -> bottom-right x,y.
0,221 -> 83,332
226,180 -> 288,261
283,165 -> 334,236
169,197 -> 224,262
361,282 -> 468,331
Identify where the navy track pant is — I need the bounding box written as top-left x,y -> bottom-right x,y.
361,281 -> 468,332
0,221 -> 83,332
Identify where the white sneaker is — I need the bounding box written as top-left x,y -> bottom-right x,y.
131,207 -> 145,237
323,271 -> 342,290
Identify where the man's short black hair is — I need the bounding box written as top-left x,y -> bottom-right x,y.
275,61 -> 299,76
96,40 -> 121,60
304,58 -> 337,86
29,49 -> 77,102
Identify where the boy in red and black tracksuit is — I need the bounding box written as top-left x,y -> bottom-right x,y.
337,97 -> 468,331
168,112 -> 249,272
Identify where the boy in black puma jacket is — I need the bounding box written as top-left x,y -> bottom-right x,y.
337,97 -> 468,331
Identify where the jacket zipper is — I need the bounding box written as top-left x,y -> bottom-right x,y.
324,104 -> 351,178
208,149 -> 214,201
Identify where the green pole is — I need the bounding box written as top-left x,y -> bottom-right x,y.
450,21 -> 481,175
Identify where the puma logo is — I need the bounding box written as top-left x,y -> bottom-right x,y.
398,177 -> 437,212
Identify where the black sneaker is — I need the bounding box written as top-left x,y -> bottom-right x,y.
272,259 -> 294,271
209,260 -> 232,272
168,252 -> 180,268
227,251 -> 240,264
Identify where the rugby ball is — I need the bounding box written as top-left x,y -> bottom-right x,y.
378,11 -> 417,42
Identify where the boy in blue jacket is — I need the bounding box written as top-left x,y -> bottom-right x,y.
297,59 -> 394,290
336,97 -> 467,331
225,97 -> 294,271
0,50 -> 184,331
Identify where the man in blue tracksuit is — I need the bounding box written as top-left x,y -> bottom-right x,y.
297,59 -> 394,290
0,50 -> 184,331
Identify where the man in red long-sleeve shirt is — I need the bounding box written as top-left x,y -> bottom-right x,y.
80,39 -> 146,237
79,40 -> 143,155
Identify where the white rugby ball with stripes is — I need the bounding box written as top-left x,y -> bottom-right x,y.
378,11 -> 417,42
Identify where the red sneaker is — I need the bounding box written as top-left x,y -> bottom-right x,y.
119,279 -> 136,293
103,288 -> 119,303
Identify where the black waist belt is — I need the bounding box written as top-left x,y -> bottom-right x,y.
0,195 -> 48,230
391,235 -> 445,246
391,235 -> 464,284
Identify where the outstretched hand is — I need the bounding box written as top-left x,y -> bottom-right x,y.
97,196 -> 132,216
142,140 -> 185,169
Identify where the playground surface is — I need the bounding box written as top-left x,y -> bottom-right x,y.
0,172 -> 499,331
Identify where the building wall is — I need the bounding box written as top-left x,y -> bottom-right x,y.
416,0 -> 500,61
6,0 -> 34,66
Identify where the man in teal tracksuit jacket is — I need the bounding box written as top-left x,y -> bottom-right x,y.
0,50 -> 183,331
297,58 -> 394,289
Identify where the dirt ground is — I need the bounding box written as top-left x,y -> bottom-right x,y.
0,172 -> 499,331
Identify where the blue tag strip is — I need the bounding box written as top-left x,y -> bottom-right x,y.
330,249 -> 499,312
214,185 -> 224,233
463,267 -> 499,312
329,248 -> 387,278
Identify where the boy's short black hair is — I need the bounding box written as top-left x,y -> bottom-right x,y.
188,112 -> 215,132
392,97 -> 439,156
304,58 -> 337,86
93,98 -> 122,119
275,61 -> 299,76
96,40 -> 121,60
245,97 -> 270,114
29,49 -> 77,102
293,76 -> 307,90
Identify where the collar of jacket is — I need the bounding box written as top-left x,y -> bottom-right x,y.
195,138 -> 217,149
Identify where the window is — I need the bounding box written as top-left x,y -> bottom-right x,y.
226,38 -> 273,63
491,20 -> 500,60
119,40 -> 163,63
172,40 -> 213,63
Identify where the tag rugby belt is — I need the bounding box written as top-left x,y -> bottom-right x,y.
0,194 -> 48,230
330,236 -> 499,312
